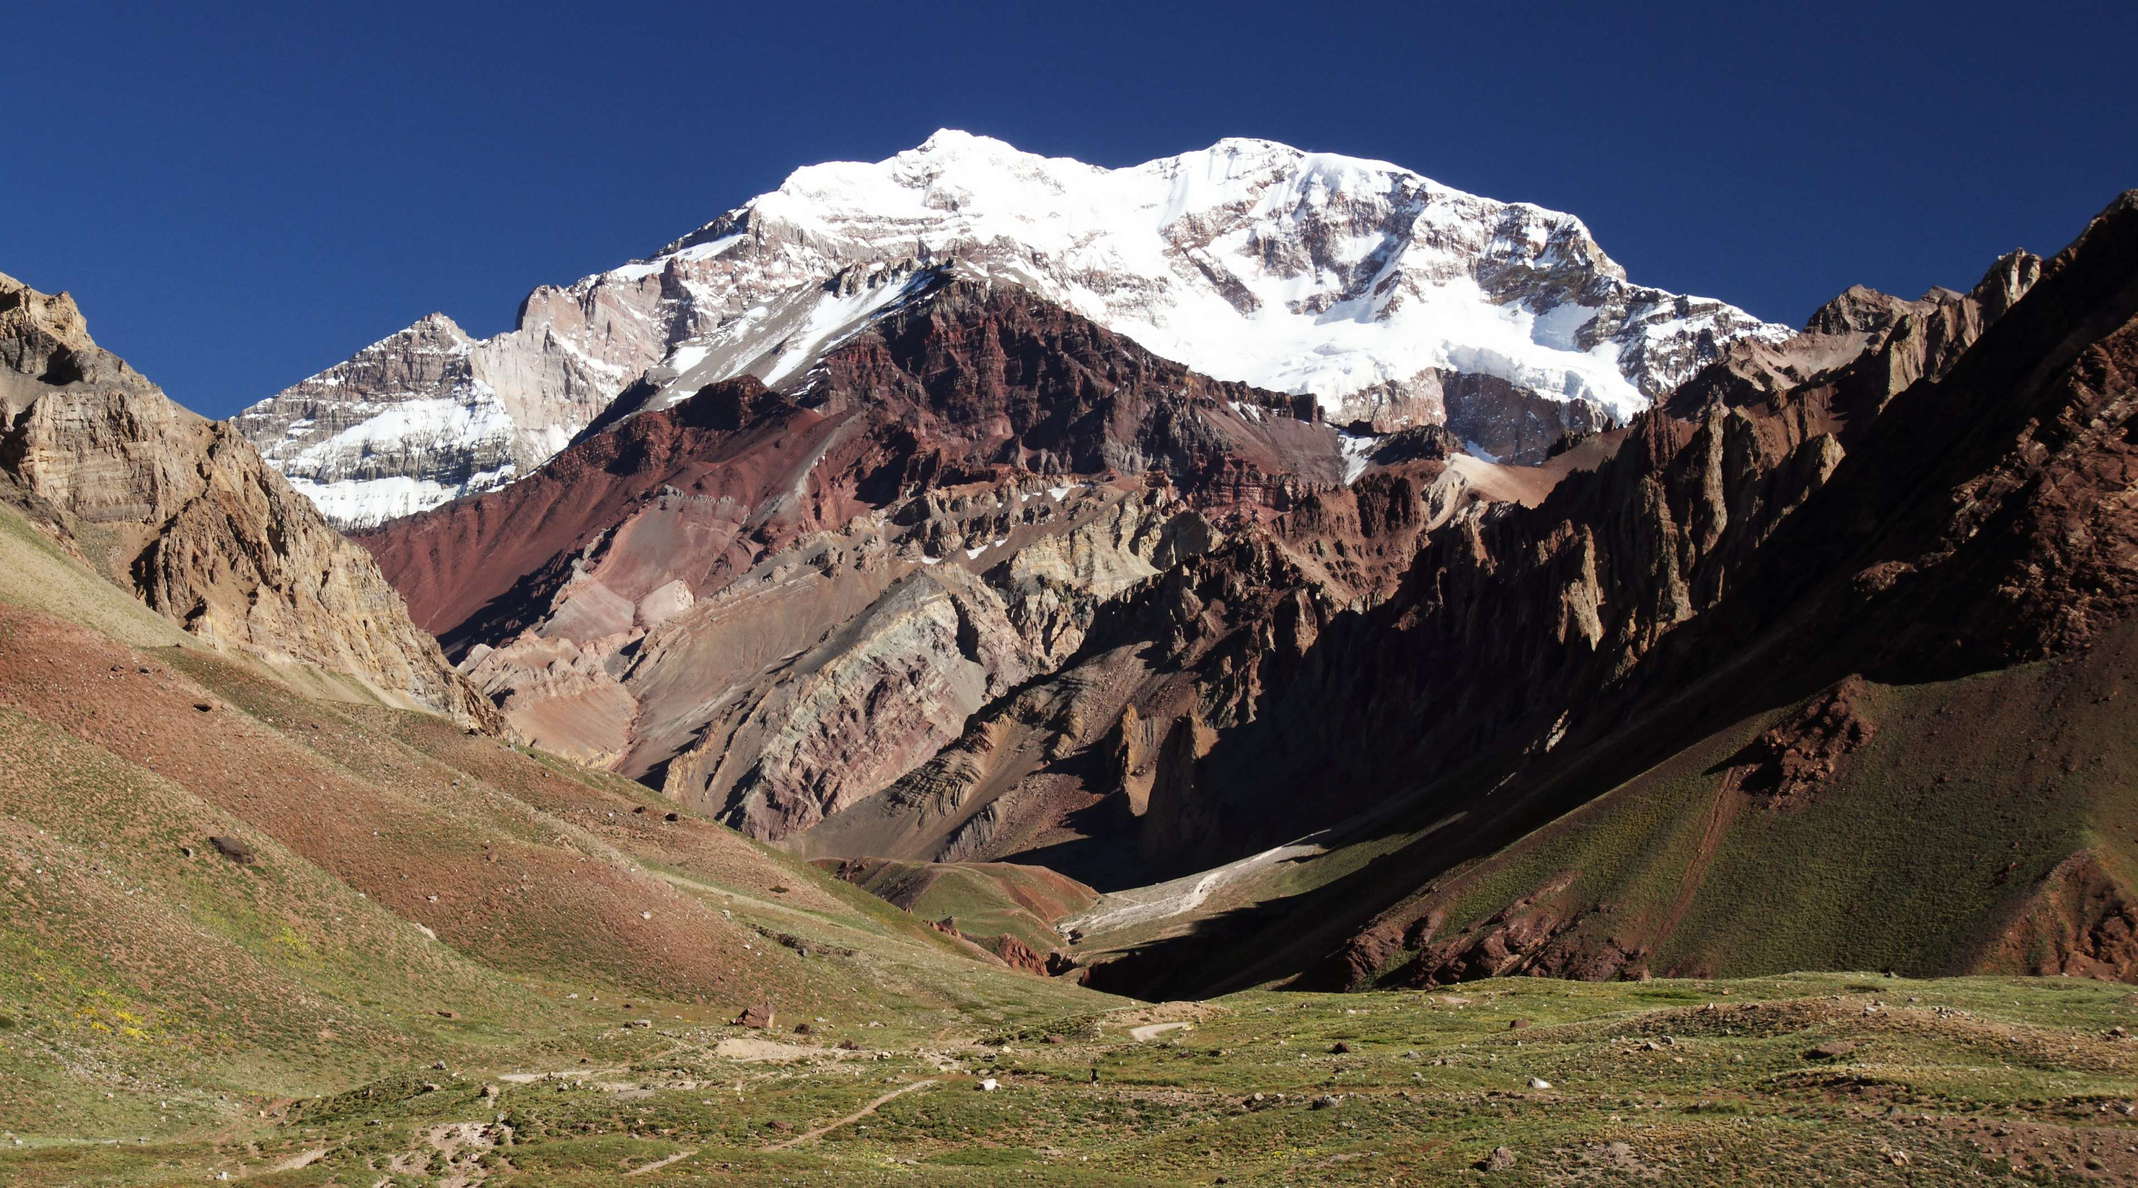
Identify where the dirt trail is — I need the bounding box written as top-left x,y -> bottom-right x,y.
766,1079 -> 938,1151
1128,1021 -> 1191,1041
252,1146 -> 329,1175
1656,772 -> 1744,946
498,1066 -> 623,1084
623,1148 -> 699,1177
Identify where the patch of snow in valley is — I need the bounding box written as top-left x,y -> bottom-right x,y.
1335,427 -> 1379,484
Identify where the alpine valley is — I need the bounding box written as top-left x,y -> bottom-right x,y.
6,133 -> 2138,1186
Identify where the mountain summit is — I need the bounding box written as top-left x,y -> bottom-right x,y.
235,132 -> 1784,526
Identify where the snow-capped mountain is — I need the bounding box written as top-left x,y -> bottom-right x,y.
236,130 -> 1787,527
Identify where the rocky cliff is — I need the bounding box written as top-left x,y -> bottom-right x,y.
0,270 -> 498,726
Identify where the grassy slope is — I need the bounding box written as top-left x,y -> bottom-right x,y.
8,490 -> 2138,1182
1379,625 -> 2138,983
0,502 -> 1111,1146
1058,624 -> 2138,998
7,971 -> 2137,1185
819,857 -> 1100,956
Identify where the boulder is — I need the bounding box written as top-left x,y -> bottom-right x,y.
207,836 -> 255,866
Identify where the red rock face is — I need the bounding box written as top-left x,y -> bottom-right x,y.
362,281 -> 1349,646
1998,853 -> 2138,981
358,280 -> 1396,838
993,933 -> 1054,976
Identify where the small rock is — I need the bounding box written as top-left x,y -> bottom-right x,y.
765,1119 -> 792,1132
1508,1018 -> 1532,1030
1480,1146 -> 1517,1172
1309,1094 -> 1339,1110
207,836 -> 255,866
1527,1077 -> 1552,1090
793,1022 -> 814,1035
735,1002 -> 775,1029
1329,1041 -> 1351,1054
1805,1041 -> 1857,1060
977,1078 -> 1000,1091
664,812 -> 679,822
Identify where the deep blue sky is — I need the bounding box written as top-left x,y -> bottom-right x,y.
7,1 -> 2133,418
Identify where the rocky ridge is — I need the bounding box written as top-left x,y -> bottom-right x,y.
0,270 -> 497,725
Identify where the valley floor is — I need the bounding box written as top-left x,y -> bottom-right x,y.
7,972 -> 2136,1186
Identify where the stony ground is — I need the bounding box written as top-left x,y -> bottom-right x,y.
8,972 -> 2138,1186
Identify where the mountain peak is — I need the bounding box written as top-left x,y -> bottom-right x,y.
912,127 -> 1010,156
236,136 -> 1788,526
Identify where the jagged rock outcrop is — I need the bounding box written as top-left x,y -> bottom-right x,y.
237,132 -> 1785,525
0,270 -> 497,725
1721,676 -> 1875,801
